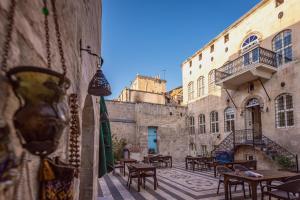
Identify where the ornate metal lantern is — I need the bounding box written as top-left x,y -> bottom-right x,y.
7,66 -> 70,155
88,68 -> 111,96
1,0 -> 70,156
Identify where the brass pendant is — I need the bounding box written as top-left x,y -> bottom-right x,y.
7,66 -> 70,156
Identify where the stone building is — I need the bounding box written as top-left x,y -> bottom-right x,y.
106,100 -> 188,161
117,74 -> 167,105
165,86 -> 183,105
0,0 -> 102,199
182,0 -> 300,170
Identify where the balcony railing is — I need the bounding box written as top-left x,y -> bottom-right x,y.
215,47 -> 277,83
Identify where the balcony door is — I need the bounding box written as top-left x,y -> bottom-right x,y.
245,98 -> 262,143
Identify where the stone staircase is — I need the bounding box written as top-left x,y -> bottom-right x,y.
211,129 -> 299,172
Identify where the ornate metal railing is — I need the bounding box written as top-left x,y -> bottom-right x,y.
211,129 -> 299,172
215,47 -> 277,83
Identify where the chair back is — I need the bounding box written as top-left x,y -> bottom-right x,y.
216,166 -> 232,177
276,179 -> 300,193
233,164 -> 249,171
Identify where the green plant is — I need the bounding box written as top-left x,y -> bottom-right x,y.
112,135 -> 127,161
276,155 -> 293,169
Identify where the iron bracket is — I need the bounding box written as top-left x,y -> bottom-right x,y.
79,39 -> 103,66
225,89 -> 237,109
258,79 -> 271,101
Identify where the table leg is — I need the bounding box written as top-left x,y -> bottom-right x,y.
123,162 -> 126,176
214,165 -> 217,177
171,158 -> 172,168
154,168 -> 157,190
250,181 -> 258,200
137,170 -> 141,192
185,158 -> 188,169
192,161 -> 195,171
224,175 -> 229,200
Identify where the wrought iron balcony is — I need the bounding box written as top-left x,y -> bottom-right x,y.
215,47 -> 277,89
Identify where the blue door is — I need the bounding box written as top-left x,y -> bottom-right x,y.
148,127 -> 157,154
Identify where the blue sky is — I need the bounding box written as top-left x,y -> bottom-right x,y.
102,0 -> 261,99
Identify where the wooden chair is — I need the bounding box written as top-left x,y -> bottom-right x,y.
141,170 -> 158,190
127,165 -> 139,190
113,161 -> 124,175
216,166 -> 247,199
261,179 -> 300,200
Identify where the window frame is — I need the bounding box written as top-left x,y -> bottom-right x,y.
189,116 -> 195,135
197,76 -> 205,97
208,70 -> 216,93
198,114 -> 206,134
224,107 -> 235,132
224,34 -> 229,43
210,111 -> 219,133
275,93 -> 294,128
210,44 -> 214,53
272,29 -> 292,66
188,81 -> 194,101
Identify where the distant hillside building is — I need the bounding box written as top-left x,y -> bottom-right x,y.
117,75 -> 167,105
165,86 -> 183,105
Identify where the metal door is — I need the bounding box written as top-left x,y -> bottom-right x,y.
148,127 -> 157,154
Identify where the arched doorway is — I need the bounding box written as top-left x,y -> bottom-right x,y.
245,98 -> 262,143
79,95 -> 95,200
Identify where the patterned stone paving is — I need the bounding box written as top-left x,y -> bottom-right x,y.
98,162 -> 258,200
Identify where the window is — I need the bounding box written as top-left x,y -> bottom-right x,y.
189,60 -> 192,67
189,116 -> 195,134
210,44 -> 214,53
276,0 -> 284,7
201,145 -> 207,155
197,76 -> 204,97
224,34 -> 229,43
242,35 -> 259,49
208,70 -> 216,93
272,30 -> 292,66
275,94 -> 294,128
210,111 -> 219,133
199,53 -> 202,61
188,82 -> 194,101
224,107 -> 235,132
198,114 -> 206,134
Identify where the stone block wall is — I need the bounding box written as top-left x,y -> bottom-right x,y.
106,100 -> 189,161
0,1 -> 102,199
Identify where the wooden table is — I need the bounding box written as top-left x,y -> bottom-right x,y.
211,160 -> 257,177
223,170 -> 298,200
120,158 -> 137,176
131,163 -> 157,192
185,156 -> 202,171
160,155 -> 172,168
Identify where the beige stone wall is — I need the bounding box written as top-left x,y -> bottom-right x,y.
118,88 -> 166,105
182,0 -> 300,105
182,0 -> 300,167
0,1 -> 101,199
131,75 -> 166,93
106,100 -> 189,161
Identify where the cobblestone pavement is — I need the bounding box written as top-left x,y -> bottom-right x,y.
98,162 -> 260,200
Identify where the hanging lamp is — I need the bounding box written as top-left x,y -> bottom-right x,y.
2,0 -> 70,156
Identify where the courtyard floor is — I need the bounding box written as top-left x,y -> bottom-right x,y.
98,162 -> 258,200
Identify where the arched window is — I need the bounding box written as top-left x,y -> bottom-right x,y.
189,116 -> 195,134
198,114 -> 206,134
210,111 -> 219,133
224,107 -> 235,132
208,70 -> 216,93
242,34 -> 259,49
197,76 -> 205,97
188,81 -> 194,101
272,30 -> 292,66
275,94 -> 294,128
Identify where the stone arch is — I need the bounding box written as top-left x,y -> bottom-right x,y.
241,95 -> 265,109
239,31 -> 263,49
79,95 -> 95,200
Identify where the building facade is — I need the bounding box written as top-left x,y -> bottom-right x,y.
118,75 -> 167,105
106,100 -> 188,161
182,0 -> 300,169
0,1 -> 102,199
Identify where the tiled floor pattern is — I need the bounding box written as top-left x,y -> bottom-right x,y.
98,163 -> 259,200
